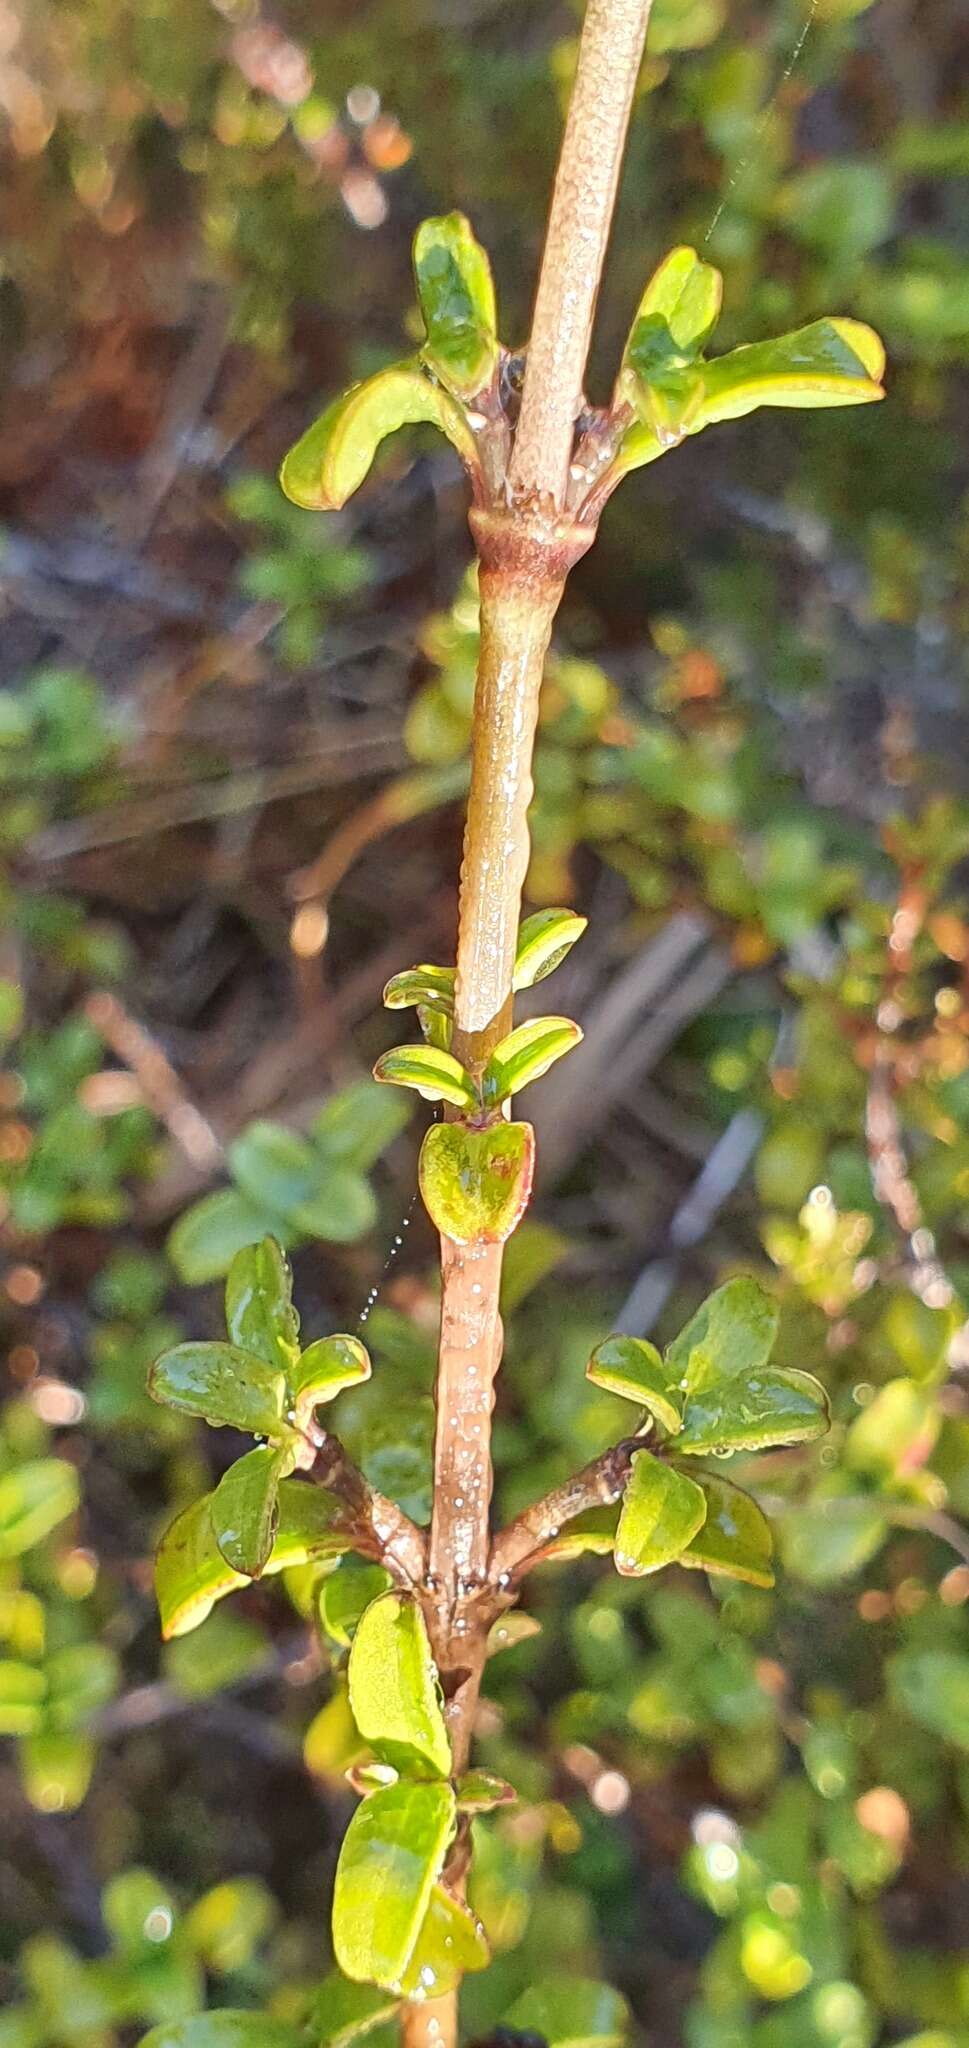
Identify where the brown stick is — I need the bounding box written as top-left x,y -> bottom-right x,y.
490,1440 -> 638,1586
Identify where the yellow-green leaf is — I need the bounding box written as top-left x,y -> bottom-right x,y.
211,1445 -> 292,1578
224,1238 -> 300,1375
677,1366 -> 829,1455
0,1658 -> 47,1735
695,317 -> 885,425
679,1475 -> 775,1587
312,1973 -> 400,2048
419,1120 -> 534,1245
586,1335 -> 683,1435
505,1979 -> 630,2048
333,1780 -> 456,1989
373,1044 -> 477,1110
148,1342 -> 287,1435
398,1884 -> 489,1998
347,1592 -> 451,1778
413,213 -> 498,397
482,1016 -> 583,1107
626,245 -> 723,357
279,363 -> 476,513
0,1458 -> 79,1560
614,1450 -> 707,1577
291,1335 -> 371,1426
383,965 -> 455,1016
665,1276 -> 779,1397
513,909 -> 588,991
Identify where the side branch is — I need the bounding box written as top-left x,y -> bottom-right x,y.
489,1438 -> 638,1585
310,1431 -> 427,1588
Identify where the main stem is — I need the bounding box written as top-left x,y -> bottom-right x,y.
411,4 -> 652,2044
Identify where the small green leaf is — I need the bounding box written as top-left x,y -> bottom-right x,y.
44,1641 -> 117,1730
138,2015 -> 304,2048
665,1276 -> 780,1397
183,1877 -> 276,1972
614,1450 -> 706,1577
291,1334 -> 371,1425
383,965 -> 455,1016
0,1458 -> 79,1560
333,1779 -> 456,1990
456,1770 -> 517,1812
535,1507 -> 618,1566
148,1342 -> 286,1435
312,1078 -> 412,1172
413,213 -> 498,397
486,1611 -> 542,1657
0,1659 -> 47,1735
228,1123 -> 321,1220
168,1189 -> 279,1286
679,1475 -> 775,1587
211,1445 -> 292,1578
272,1478 -> 351,1565
504,1979 -> 630,2048
279,363 -> 477,513
695,317 -> 885,425
627,245 -> 723,357
398,1884 -> 489,1998
312,1973 -> 400,2048
155,1496 -> 246,1639
418,1120 -> 534,1244
373,1044 -> 477,1110
482,1015 -> 583,1106
677,1366 -> 829,1454
513,909 -> 588,991
319,1559 -> 394,1649
348,1592 -> 451,1778
586,1335 -> 683,1435
20,1729 -> 95,1812
224,1238 -> 300,1374
781,1492 -> 887,1587
888,1649 -> 969,1753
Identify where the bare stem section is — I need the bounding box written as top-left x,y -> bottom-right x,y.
509,0 -> 653,510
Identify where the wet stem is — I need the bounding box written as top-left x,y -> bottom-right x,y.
401,4 -> 655,2045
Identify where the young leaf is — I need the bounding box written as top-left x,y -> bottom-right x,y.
678,1475 -> 775,1588
333,1780 -> 456,1989
418,1120 -> 534,1244
482,1016 -> 583,1106
694,317 -> 885,426
627,245 -> 723,358
312,1973 -> 400,2048
373,1044 -> 477,1110
139,2017 -> 304,2048
413,213 -> 498,397
535,1507 -> 618,1566
155,1496 -> 247,1640
224,1238 -> 300,1375
398,1884 -> 490,1998
586,1335 -> 683,1435
504,1979 -> 631,2048
211,1445 -> 293,1578
291,1334 -> 371,1425
279,363 -> 477,513
613,1450 -> 707,1577
272,1479 -> 351,1566
455,1770 -> 517,1812
167,1188 -> 279,1286
382,965 -> 455,1017
0,1457 -> 79,1560
148,1342 -> 287,1436
320,1560 -> 394,1649
665,1276 -> 780,1397
513,909 -> 588,991
347,1592 -> 451,1778
677,1366 -> 829,1455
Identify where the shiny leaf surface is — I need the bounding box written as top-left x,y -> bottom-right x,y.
291,1334 -> 371,1424
614,1450 -> 707,1577
148,1342 -> 286,1435
372,1044 -> 477,1110
677,1366 -> 829,1454
413,212 -> 498,396
665,1276 -> 780,1397
347,1592 -> 451,1778
482,1016 -> 583,1106
224,1238 -> 300,1375
332,1780 -> 456,1989
679,1474 -> 775,1587
279,363 -> 476,512
586,1334 -> 683,1435
210,1445 -> 291,1578
513,909 -> 588,991
418,1120 -> 534,1244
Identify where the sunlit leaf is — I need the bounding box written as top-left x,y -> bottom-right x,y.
413,212 -> 498,397
677,1366 -> 829,1454
279,363 -> 477,513
504,1978 -> 630,2048
347,1592 -> 451,1778
373,1044 -> 477,1110
513,909 -> 588,991
211,1445 -> 292,1578
482,1016 -> 583,1106
665,1276 -> 780,1397
312,1973 -> 400,2048
455,1770 -> 517,1812
627,245 -> 723,358
679,1474 -> 775,1587
614,1450 -> 706,1577
536,1508 -> 618,1566
0,1458 -> 79,1560
20,1729 -> 95,1813
320,1559 -> 394,1649
586,1334 -> 683,1435
382,966 -> 455,1017
224,1238 -> 300,1375
419,1120 -> 534,1244
183,1878 -> 276,1973
291,1334 -> 371,1425
398,1884 -> 489,1998
155,1496 -> 247,1640
148,1342 -> 286,1436
0,1658 -> 47,1735
696,318 -> 885,425
333,1780 -> 456,1989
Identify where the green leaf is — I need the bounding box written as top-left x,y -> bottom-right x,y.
211,1445 -> 291,1578
418,1120 -> 534,1244
138,2015 -> 304,2048
312,1079 -> 412,1172
482,1016 -> 583,1106
312,1973 -> 400,2048
224,1238 -> 300,1374
614,1450 -> 707,1577
627,245 -> 723,357
781,1492 -> 887,1586
319,1559 -> 394,1649
383,965 -> 456,1017
272,1478 -> 351,1565
665,1276 -> 780,1397
279,363 -> 477,513
332,1779 -> 456,1990
291,1334 -> 371,1424
155,1496 -> 246,1639
348,1592 -> 451,1778
20,1729 -> 95,1812
696,317 -> 885,426
289,1169 -> 378,1246
227,1122 -> 321,1219
455,1770 -> 516,1812
373,1044 -> 477,1110
0,1458 -> 79,1559
586,1335 -> 683,1435
168,1189 -> 279,1285
103,1868 -> 176,1953
677,1366 -> 829,1454
398,1884 -> 489,1998
889,1650 -> 969,1752
678,1475 -> 775,1587
44,1641 -> 117,1729
504,1979 -> 630,2048
413,213 -> 498,397
0,1658 -> 47,1735
536,1507 -> 618,1566
513,909 -> 588,991
148,1342 -> 287,1435
183,1876 -> 276,1972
